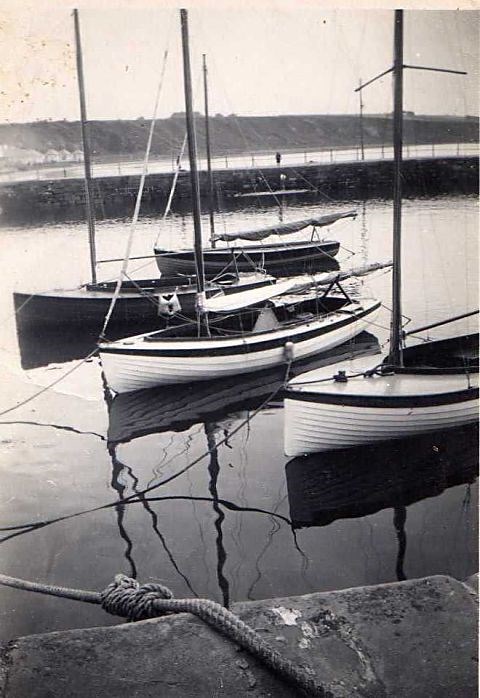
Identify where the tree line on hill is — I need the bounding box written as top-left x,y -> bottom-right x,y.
0,113 -> 477,161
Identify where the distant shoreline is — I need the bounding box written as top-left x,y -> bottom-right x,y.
0,114 -> 477,164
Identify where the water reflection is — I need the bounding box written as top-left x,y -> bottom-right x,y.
15,325 -> 100,370
108,442 -> 200,595
205,422 -> 230,607
286,424 -> 478,580
105,337 -> 381,604
105,415 -> 297,605
109,447 -> 138,579
15,321 -> 162,370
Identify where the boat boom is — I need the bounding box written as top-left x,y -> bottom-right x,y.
202,260 -> 392,313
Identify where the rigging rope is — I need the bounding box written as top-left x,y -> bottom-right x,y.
100,48 -> 170,339
154,133 -> 188,247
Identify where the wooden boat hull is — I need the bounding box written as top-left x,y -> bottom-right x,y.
154,239 -> 340,278
99,299 -> 381,393
13,274 -> 273,332
107,332 -> 381,444
284,335 -> 479,456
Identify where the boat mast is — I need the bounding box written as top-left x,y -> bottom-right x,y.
358,78 -> 365,161
180,9 -> 206,301
73,8 -> 97,286
203,54 -> 216,248
389,9 -> 404,367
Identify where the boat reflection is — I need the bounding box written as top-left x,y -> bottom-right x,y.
105,336 -> 382,604
286,424 -> 478,580
107,331 -> 380,445
107,413 -> 275,605
109,442 -> 201,594
105,332 -> 381,602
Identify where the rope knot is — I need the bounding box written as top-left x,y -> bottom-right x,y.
100,574 -> 175,622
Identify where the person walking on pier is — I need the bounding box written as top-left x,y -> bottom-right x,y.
275,151 -> 282,165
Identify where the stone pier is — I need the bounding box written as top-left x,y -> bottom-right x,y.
0,574 -> 477,697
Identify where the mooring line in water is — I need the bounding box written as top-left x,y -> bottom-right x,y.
0,494 -> 293,538
0,419 -> 106,440
0,360 -> 293,539
0,570 -> 334,697
0,348 -> 99,418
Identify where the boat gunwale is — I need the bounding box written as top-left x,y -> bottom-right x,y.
98,300 -> 381,356
153,239 -> 340,255
284,386 -> 479,408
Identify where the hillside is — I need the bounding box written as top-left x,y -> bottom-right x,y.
0,113 -> 477,161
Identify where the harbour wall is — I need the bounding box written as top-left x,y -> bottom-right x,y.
0,574 -> 477,697
0,155 -> 477,225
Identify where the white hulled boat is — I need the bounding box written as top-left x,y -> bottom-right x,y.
99,10 -> 386,394
284,10 -> 479,457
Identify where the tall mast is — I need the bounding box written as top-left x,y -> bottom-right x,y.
203,54 -> 216,248
180,9 -> 206,297
73,8 -> 97,285
389,9 -> 404,367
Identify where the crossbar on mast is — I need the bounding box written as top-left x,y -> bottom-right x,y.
403,64 -> 467,76
355,67 -> 394,92
404,309 -> 479,337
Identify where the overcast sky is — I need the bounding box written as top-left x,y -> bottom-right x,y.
0,2 -> 478,123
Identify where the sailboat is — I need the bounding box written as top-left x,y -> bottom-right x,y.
153,212 -> 348,279
283,10 -> 479,457
98,10 -> 386,394
12,10 -> 278,336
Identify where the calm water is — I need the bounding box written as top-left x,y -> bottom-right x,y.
0,194 -> 477,643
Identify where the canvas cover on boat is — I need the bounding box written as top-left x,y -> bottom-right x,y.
202,261 -> 392,313
212,210 -> 357,243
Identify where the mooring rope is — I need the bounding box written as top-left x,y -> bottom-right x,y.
0,347 -> 99,418
0,571 -> 333,697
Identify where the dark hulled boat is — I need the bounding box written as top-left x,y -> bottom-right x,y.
12,271 -> 275,333
154,238 -> 340,278
153,211 -> 355,278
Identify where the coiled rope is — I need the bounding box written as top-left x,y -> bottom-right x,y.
0,571 -> 335,698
